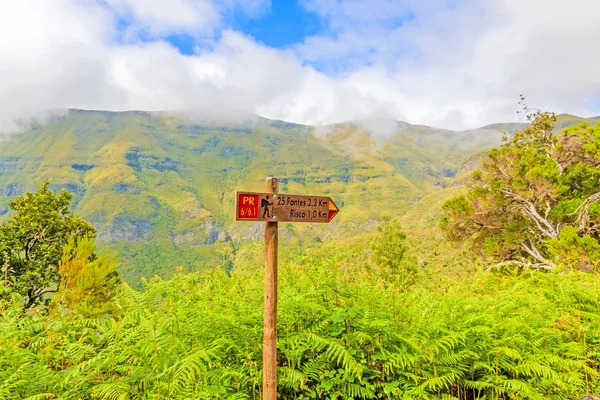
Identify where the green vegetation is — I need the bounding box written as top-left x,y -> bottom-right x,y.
1,109 -> 595,285
1,253 -> 599,399
442,101 -> 600,272
0,181 -> 95,308
1,106 -> 600,398
370,216 -> 419,284
54,236 -> 120,316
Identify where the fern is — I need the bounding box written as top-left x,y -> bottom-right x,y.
0,260 -> 599,398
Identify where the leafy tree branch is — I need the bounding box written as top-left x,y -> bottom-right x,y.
442,99 -> 600,272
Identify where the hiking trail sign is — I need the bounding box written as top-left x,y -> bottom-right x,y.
236,191 -> 339,223
235,178 -> 339,400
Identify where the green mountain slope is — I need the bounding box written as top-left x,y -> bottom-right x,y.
0,109 -> 595,284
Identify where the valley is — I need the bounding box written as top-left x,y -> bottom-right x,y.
0,110 -> 596,284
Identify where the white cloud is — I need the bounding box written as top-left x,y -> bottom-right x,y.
0,1 -> 122,130
294,0 -> 600,129
0,0 -> 598,135
108,31 -> 308,119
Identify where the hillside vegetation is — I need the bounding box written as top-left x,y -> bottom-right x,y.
1,109 -> 600,399
0,109 -> 596,284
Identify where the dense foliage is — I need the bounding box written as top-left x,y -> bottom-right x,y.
370,216 -> 418,284
53,236 -> 120,316
0,181 -> 95,308
1,257 -> 599,399
1,108 -> 600,399
442,104 -> 600,272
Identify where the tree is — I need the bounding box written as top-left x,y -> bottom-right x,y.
53,236 -> 120,316
441,98 -> 600,271
371,216 -> 418,283
0,181 -> 95,307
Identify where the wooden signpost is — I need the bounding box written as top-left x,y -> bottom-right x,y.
236,192 -> 339,223
236,177 -> 339,399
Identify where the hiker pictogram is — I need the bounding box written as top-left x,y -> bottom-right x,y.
261,196 -> 273,218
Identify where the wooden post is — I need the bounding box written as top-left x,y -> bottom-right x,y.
263,177 -> 279,400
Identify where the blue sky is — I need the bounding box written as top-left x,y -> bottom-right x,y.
159,0 -> 325,56
129,0 -> 419,75
227,0 -> 324,50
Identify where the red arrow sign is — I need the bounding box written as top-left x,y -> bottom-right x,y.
328,198 -> 339,222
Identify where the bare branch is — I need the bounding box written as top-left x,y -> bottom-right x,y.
25,288 -> 58,308
25,238 -> 37,262
519,240 -> 555,269
502,190 -> 558,238
31,288 -> 58,299
552,156 -> 564,175
544,201 -> 551,220
574,192 -> 600,234
484,260 -> 554,272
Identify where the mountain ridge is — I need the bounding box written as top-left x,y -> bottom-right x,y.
26,108 -> 599,133
0,109 -> 597,284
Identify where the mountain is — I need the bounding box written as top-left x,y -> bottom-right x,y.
0,109 -> 595,284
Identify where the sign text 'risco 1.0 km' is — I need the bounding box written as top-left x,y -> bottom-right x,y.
236,192 -> 339,223
237,179 -> 338,400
